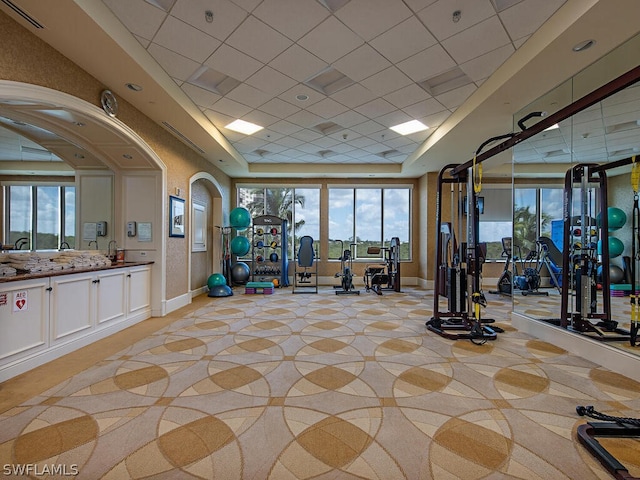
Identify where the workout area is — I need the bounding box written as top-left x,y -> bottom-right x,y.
1,2 -> 640,479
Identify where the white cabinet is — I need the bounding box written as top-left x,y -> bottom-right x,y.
0,263 -> 152,381
0,278 -> 49,362
50,272 -> 94,342
127,266 -> 150,316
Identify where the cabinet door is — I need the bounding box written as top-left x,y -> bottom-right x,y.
96,270 -> 126,325
0,278 -> 49,364
50,273 -> 93,342
128,267 -> 150,315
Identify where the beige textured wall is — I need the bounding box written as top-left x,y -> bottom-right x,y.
0,10 -> 231,301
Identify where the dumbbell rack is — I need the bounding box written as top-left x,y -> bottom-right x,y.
252,215 -> 289,287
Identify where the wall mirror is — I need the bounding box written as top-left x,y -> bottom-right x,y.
512,32 -> 640,358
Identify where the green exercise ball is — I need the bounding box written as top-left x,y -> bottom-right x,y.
207,273 -> 226,289
229,207 -> 251,231
230,235 -> 251,256
597,237 -> 624,258
597,207 -> 627,231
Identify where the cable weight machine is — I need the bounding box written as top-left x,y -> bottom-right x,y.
427,163 -> 500,343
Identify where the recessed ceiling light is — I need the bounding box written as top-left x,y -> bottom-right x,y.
225,119 -> 263,135
390,120 -> 428,135
572,39 -> 595,52
126,83 -> 143,91
296,94 -> 309,101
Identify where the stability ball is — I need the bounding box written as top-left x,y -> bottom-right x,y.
230,207 -> 251,231
231,262 -> 250,285
208,284 -> 233,297
597,237 -> 624,258
230,235 -> 251,256
597,207 -> 627,231
207,273 -> 226,289
597,264 -> 625,284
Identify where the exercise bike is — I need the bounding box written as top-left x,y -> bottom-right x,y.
334,240 -> 360,295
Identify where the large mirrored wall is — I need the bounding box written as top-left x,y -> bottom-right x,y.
512,32 -> 640,360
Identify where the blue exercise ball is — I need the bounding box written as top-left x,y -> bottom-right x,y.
597,237 -> 624,258
597,207 -> 627,231
230,236 -> 250,256
208,284 -> 233,297
230,207 -> 251,231
231,262 -> 250,285
207,273 -> 226,289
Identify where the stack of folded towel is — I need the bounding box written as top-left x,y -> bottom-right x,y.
0,253 -> 62,273
0,264 -> 17,276
53,251 -> 111,269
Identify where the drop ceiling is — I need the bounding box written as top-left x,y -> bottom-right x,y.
0,0 -> 639,179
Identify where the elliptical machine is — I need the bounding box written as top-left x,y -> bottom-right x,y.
334,240 -> 360,295
490,237 -> 513,296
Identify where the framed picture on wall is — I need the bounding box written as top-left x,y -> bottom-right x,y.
169,195 -> 185,238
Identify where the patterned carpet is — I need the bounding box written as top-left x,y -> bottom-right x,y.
0,287 -> 639,479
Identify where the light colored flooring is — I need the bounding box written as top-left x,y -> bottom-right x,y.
0,286 -> 638,479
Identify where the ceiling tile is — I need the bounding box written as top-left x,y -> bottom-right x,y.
103,0 -> 166,41
258,97 -> 302,118
245,66 -> 297,96
203,108 -> 235,127
441,16 -> 511,64
384,84 -> 431,109
153,15 -> 221,63
499,0 -> 566,42
375,110 -> 413,128
402,97 -> 447,119
350,120 -> 387,136
252,0 -> 329,41
369,16 -> 437,63
269,44 -> 328,82
418,0 -> 496,41
403,0 -> 438,13
225,16 -> 292,63
268,120 -> 304,135
181,83 -> 222,109
460,44 -> 514,82
286,110 -> 325,129
298,16 -> 364,64
333,44 -> 391,82
330,84 -> 377,109
331,110 -> 369,128
210,97 -> 254,118
291,129 -> 324,142
305,98 -> 350,119
274,136 -> 306,148
242,109 -> 280,127
360,66 -> 413,97
147,43 -> 201,81
225,83 -> 272,108
336,0 -> 413,41
435,83 -> 477,110
354,98 -> 397,118
170,0 -> 248,42
229,0 -> 262,13
397,44 -> 456,82
204,44 -> 263,81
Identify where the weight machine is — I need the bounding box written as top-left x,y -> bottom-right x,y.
363,237 -> 401,295
426,162 -> 500,343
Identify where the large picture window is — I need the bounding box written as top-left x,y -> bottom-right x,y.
328,186 -> 411,260
4,184 -> 75,250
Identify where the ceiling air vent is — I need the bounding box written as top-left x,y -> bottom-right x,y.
318,150 -> 337,158
253,149 -> 270,157
376,149 -> 402,159
187,66 -> 240,96
1,0 -> 44,28
161,122 -> 205,154
605,120 -> 640,134
305,67 -> 354,96
419,67 -> 472,96
316,0 -> 351,13
313,121 -> 343,135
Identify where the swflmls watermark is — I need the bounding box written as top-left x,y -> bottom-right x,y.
3,464 -> 79,476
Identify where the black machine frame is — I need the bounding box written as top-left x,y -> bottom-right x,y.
363,236 -> 401,295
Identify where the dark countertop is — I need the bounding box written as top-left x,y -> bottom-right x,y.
0,261 -> 154,284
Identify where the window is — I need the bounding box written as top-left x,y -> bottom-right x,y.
237,186 -> 320,258
328,187 -> 411,260
5,184 -> 75,250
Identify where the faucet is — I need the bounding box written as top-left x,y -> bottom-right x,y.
59,241 -> 71,250
88,240 -> 98,250
14,237 -> 29,250
107,240 -> 117,260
